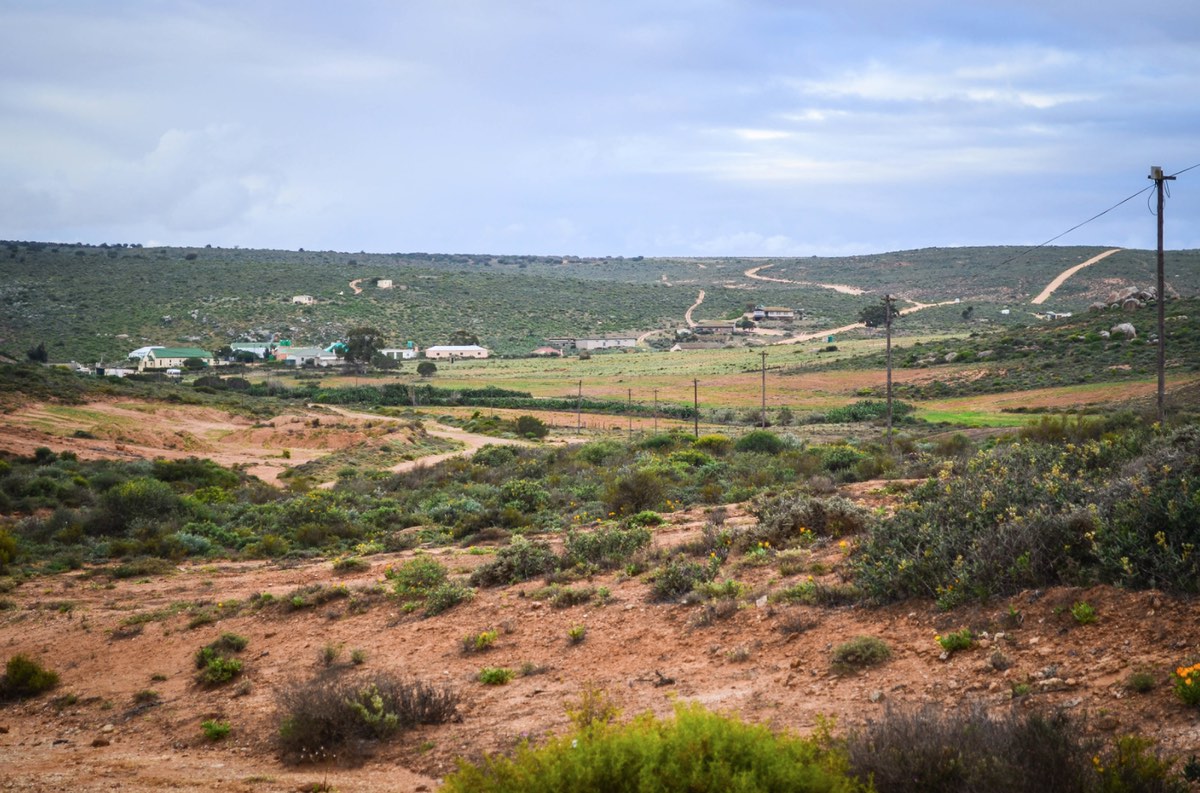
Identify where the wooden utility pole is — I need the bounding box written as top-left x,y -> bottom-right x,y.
628,388 -> 633,440
760,351 -> 768,428
576,380 -> 582,433
884,294 -> 896,451
693,379 -> 699,438
1150,166 -> 1175,425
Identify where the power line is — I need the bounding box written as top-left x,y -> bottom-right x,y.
996,161 -> 1200,268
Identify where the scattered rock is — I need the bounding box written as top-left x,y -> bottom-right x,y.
91,737 -> 110,748
1110,323 -> 1136,340
100,724 -> 114,733
868,689 -> 885,703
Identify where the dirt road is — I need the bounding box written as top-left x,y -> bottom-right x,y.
1030,248 -> 1121,305
743,263 -> 866,295
684,290 -> 706,327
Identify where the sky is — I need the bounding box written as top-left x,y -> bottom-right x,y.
1,1 -> 1197,257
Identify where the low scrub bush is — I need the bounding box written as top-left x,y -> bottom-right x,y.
562,524 -> 651,569
748,491 -> 871,548
470,536 -> 558,587
1,654 -> 59,700
441,701 -> 860,793
650,556 -> 719,602
276,673 -> 459,763
831,636 -> 890,672
847,704 -> 1187,793
734,430 -> 786,455
201,719 -> 231,741
936,628 -> 974,653
478,667 -> 514,685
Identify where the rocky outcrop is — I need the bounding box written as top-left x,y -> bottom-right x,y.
1111,322 -> 1137,340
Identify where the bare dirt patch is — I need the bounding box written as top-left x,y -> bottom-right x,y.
0,401 -> 449,487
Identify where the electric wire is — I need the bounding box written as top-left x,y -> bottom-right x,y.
997,161 -> 1200,268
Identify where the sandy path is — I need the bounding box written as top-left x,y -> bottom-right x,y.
315,405 -> 535,485
684,290 -> 706,328
349,278 -> 364,295
767,298 -> 961,346
1030,248 -> 1121,305
743,264 -> 867,295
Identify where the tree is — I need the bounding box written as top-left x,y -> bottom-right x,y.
448,329 -> 479,346
213,344 -> 234,361
344,326 -> 384,368
25,342 -> 48,363
417,361 -> 437,377
858,302 -> 898,328
182,357 -> 207,371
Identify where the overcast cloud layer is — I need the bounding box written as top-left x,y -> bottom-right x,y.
1,1 -> 1197,256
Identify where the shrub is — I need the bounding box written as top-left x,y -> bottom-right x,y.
276,673 -> 459,762
201,719 -> 231,740
936,628 -> 974,653
831,636 -> 890,672
1173,662 -> 1200,707
424,581 -> 474,615
567,625 -> 587,644
441,701 -> 860,793
470,536 -> 558,587
734,430 -> 786,455
199,656 -> 243,686
748,491 -> 871,547
332,556 -> 370,575
514,415 -> 549,439
1,654 -> 59,699
650,557 -> 717,602
562,525 -> 651,569
1126,669 -> 1156,693
462,630 -> 498,654
389,556 -> 448,599
846,705 -> 1186,793
625,510 -> 664,527
1070,600 -> 1096,625
605,468 -> 664,515
478,667 -> 514,685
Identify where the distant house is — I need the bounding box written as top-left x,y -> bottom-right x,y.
530,346 -> 563,357
546,334 -> 638,351
127,345 -> 165,361
283,346 -> 340,367
379,345 -> 420,360
230,342 -> 274,359
692,320 -> 737,336
376,279 -> 393,289
425,345 -> 489,360
752,305 -> 796,321
292,295 -> 315,305
140,347 -> 214,370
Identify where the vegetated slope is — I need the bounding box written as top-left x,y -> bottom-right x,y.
4,241 -> 1198,365
798,296 -> 1200,404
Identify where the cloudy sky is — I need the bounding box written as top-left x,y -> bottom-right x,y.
1,1 -> 1197,256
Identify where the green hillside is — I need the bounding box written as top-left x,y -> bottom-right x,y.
2,240 -> 1197,364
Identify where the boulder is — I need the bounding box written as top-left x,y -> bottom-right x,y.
1122,298 -> 1143,311
1111,323 -> 1137,340
1088,301 -> 1108,312
1099,330 -> 1110,339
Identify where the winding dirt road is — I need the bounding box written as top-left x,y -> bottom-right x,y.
315,405 -> 535,486
349,278 -> 364,295
744,263 -> 867,295
684,289 -> 706,327
1030,248 -> 1121,305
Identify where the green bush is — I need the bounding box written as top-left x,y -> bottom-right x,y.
478,667 -> 514,685
470,536 -> 559,587
605,468 -> 664,515
936,629 -> 973,653
651,557 -> 717,602
734,430 -> 786,455
831,636 -> 890,672
1,654 -> 59,699
562,525 -> 651,569
199,656 -> 243,686
425,580 -> 474,615
748,491 -> 871,547
389,556 -> 449,599
441,701 -> 861,793
201,719 -> 231,741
